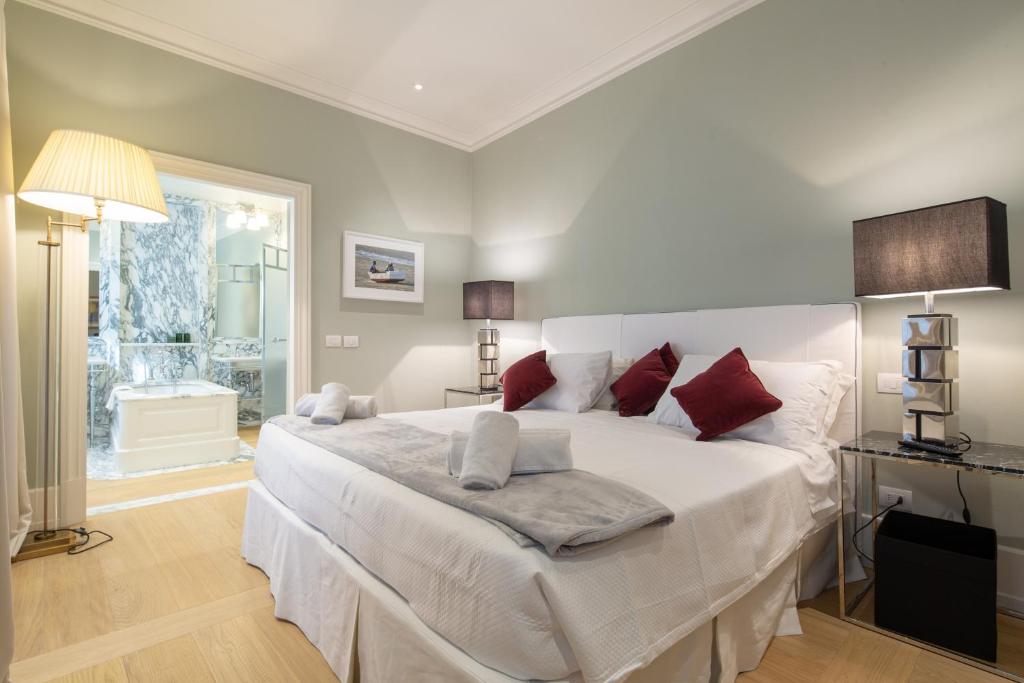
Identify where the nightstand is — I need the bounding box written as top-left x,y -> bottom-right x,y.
838,431 -> 1024,682
443,385 -> 503,408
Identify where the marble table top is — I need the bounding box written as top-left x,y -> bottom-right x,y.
841,431 -> 1024,477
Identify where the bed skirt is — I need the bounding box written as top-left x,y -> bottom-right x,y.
242,481 -> 807,682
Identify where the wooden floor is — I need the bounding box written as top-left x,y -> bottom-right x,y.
803,576 -> 1024,675
12,487 -> 1010,683
85,426 -> 261,509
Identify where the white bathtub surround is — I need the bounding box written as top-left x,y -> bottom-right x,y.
108,380 -> 240,474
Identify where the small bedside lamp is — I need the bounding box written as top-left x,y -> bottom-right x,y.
463,281 -> 514,390
853,197 -> 1010,453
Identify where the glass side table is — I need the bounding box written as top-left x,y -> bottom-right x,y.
838,431 -> 1024,682
443,385 -> 503,408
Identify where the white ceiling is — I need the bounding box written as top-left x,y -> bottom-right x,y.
20,0 -> 763,150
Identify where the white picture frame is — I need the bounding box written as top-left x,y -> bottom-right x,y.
342,230 -> 425,303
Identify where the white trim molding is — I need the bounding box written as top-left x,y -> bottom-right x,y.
57,152 -> 310,525
17,0 -> 765,151
149,151 -> 312,410
57,221 -> 90,527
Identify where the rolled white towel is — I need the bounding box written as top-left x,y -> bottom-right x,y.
310,383 -> 351,425
295,392 -> 318,417
449,428 -> 572,477
296,393 -> 377,419
344,395 -> 378,419
459,411 -> 519,490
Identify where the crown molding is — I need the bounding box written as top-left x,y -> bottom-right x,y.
16,0 -> 763,152
15,0 -> 476,150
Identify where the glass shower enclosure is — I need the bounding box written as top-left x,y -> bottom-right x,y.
261,243 -> 288,420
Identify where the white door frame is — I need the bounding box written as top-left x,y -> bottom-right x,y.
59,151 -> 311,526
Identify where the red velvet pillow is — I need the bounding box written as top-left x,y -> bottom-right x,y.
670,347 -> 782,441
611,348 -> 672,417
659,342 -> 679,377
499,350 -> 557,412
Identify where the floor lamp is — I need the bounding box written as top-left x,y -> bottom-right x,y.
14,130 -> 168,560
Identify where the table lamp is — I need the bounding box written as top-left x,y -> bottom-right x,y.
853,197 -> 1010,454
463,281 -> 514,390
16,130 -> 168,558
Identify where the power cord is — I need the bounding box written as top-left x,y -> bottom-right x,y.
851,497 -> 902,565
956,431 -> 972,525
46,526 -> 114,555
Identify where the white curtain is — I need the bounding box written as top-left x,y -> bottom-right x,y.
1,0 -> 31,679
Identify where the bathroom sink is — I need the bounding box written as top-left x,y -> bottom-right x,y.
210,355 -> 261,370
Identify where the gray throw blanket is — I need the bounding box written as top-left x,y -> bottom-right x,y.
269,415 -> 674,557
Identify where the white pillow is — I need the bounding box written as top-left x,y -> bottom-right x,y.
591,357 -> 635,411
529,351 -> 612,413
649,353 -> 850,454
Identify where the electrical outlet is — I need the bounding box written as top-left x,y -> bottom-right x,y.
876,372 -> 905,394
878,485 -> 913,512
343,335 -> 359,348
325,335 -> 342,348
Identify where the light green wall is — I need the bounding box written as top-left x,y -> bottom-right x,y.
7,2 -> 475,477
470,0 -> 1024,537
472,0 -> 1024,440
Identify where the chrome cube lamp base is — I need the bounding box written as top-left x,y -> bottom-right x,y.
900,293 -> 961,454
478,328 -> 500,391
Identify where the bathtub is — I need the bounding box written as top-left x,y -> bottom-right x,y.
109,380 -> 240,473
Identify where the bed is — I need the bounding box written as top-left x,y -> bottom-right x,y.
241,303 -> 861,682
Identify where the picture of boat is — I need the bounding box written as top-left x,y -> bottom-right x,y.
368,271 -> 406,283
349,237 -> 419,295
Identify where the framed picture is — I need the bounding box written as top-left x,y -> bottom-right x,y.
342,230 -> 425,303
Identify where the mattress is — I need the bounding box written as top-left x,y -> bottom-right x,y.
253,405 -> 836,682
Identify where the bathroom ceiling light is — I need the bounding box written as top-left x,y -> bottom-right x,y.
226,209 -> 247,229
413,83 -> 424,91
246,211 -> 269,231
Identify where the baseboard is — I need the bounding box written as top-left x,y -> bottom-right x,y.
28,477 -> 86,531
997,544 -> 1024,615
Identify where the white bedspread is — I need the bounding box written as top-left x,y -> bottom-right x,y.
254,405 -> 835,682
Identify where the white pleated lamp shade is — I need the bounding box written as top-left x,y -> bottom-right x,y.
17,129 -> 169,223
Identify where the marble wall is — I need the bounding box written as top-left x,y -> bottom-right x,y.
210,336 -> 264,426
88,194 -> 283,446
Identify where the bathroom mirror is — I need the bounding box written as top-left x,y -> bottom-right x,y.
215,263 -> 260,338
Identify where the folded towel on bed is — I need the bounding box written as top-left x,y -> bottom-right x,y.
296,393 -> 377,419
343,395 -> 378,419
310,383 -> 351,425
269,414 -> 674,556
448,428 -> 572,477
459,412 -> 520,490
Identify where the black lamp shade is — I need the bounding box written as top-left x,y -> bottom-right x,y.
463,281 -> 514,320
853,197 -> 1010,296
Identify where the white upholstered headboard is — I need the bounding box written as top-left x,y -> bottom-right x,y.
540,304 -> 861,443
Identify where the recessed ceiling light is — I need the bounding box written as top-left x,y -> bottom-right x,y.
413,83 -> 424,91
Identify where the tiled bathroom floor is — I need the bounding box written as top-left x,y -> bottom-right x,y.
85,425 -> 264,514
86,441 -> 256,481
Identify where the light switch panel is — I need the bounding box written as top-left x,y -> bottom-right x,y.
876,372 -> 904,394
325,335 -> 342,348
343,335 -> 359,348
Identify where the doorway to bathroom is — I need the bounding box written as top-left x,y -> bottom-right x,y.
76,156 -> 311,516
